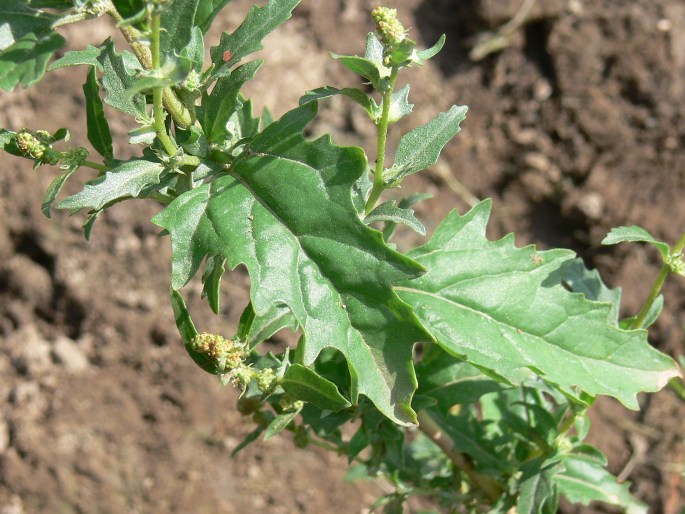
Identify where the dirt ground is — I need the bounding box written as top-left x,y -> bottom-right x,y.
1,0 -> 685,512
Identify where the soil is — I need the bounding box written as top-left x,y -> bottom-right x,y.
1,0 -> 685,512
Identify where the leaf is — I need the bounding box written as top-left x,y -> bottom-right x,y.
365,200 -> 425,236
387,84 -> 413,123
242,303 -> 298,348
416,35 -> 446,62
561,258 -> 621,326
426,408 -> 508,473
0,1 -> 66,91
300,86 -> 380,121
382,192 -> 432,242
41,165 -> 78,217
518,457 -> 563,514
620,295 -> 664,330
201,255 -> 225,314
396,200 -> 680,409
602,225 -> 670,260
83,67 -> 113,160
331,54 -> 383,90
153,102 -> 430,425
198,60 -> 262,143
555,454 -> 648,514
58,158 -> 165,211
282,364 -> 352,411
416,350 -> 506,410
209,0 -> 299,77
160,0 -> 200,59
264,406 -> 302,440
385,105 -> 468,186
231,424 -> 264,457
48,45 -> 103,71
125,57 -> 193,97
195,0 -> 232,33
97,39 -> 148,121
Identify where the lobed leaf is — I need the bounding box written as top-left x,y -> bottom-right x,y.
209,0 -> 299,77
58,158 -> 165,212
397,200 -> 680,409
49,45 -> 103,72
198,60 -> 262,143
0,1 -> 65,91
153,102 -> 431,425
555,454 -> 647,514
97,39 -> 148,121
387,84 -> 413,123
385,105 -> 468,186
561,258 -> 621,326
365,200 -> 425,236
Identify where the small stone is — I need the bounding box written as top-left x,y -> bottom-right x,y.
52,336 -> 89,372
9,325 -> 52,377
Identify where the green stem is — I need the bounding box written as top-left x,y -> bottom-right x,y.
417,410 -> 503,503
102,1 -> 194,128
630,231 -> 685,329
80,160 -> 107,172
150,13 -> 178,157
364,68 -> 398,216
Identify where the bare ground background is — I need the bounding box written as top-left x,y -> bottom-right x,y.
1,0 -> 685,512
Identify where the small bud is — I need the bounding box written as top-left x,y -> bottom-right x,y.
191,332 -> 248,373
257,368 -> 277,394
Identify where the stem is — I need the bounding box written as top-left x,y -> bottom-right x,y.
630,231 -> 685,329
80,160 -> 107,172
364,68 -> 398,216
150,13 -> 178,157
417,410 -> 503,503
101,0 -> 194,128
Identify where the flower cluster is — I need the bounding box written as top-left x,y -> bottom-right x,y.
371,7 -> 406,47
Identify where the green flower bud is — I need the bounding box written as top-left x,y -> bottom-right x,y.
16,131 -> 46,159
372,7 -> 407,47
257,368 -> 277,394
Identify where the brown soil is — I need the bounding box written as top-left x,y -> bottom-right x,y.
1,0 -> 685,512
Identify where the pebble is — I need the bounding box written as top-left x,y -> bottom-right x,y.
52,336 -> 89,372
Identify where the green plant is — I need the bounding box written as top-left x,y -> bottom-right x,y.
0,1 -> 682,512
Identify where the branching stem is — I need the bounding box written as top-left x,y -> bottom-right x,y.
365,68 -> 398,216
417,410 -> 503,503
630,231 -> 685,329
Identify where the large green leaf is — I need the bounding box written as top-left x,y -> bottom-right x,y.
153,102 -> 430,425
555,454 -> 647,514
0,1 -> 65,91
209,0 -> 299,77
58,158 -> 165,211
397,200 -> 680,409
